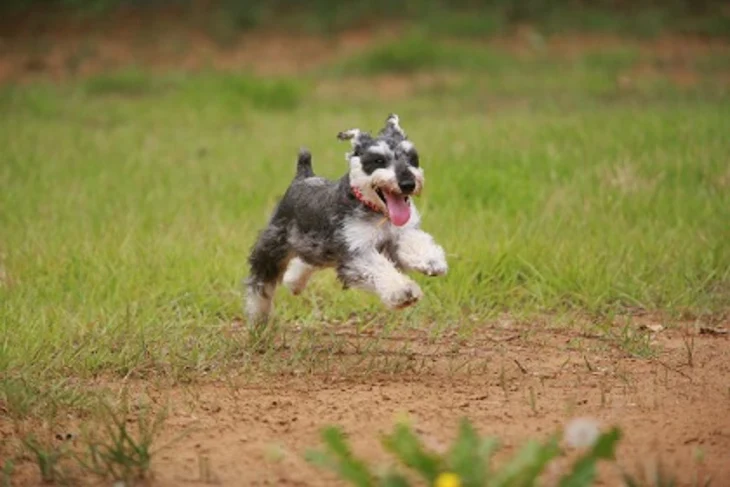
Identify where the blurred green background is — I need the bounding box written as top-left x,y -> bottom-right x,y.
2,0 -> 730,38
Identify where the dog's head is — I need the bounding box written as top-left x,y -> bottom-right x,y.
337,114 -> 424,227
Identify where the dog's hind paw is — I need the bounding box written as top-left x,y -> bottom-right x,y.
282,257 -> 316,296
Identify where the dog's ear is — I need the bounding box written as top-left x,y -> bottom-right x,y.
336,129 -> 362,144
337,129 -> 374,155
379,113 -> 407,140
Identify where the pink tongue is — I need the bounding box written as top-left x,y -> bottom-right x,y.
383,191 -> 411,226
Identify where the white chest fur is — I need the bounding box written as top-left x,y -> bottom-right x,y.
342,202 -> 421,255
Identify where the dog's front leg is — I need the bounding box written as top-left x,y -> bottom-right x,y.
338,251 -> 423,309
394,229 -> 448,277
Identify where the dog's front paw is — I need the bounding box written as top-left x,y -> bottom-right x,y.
419,258 -> 448,277
408,243 -> 448,277
383,280 -> 423,309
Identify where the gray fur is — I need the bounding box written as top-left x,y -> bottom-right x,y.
245,114 -> 448,327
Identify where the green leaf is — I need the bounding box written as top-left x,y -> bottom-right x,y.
492,436 -> 561,487
447,419 -> 499,487
589,427 -> 621,460
478,436 -> 501,460
558,456 -> 597,487
381,423 -> 442,483
321,427 -> 352,456
559,428 -> 622,487
304,427 -> 374,487
380,472 -> 411,487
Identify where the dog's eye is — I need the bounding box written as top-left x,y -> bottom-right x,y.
409,152 -> 420,168
374,157 -> 385,166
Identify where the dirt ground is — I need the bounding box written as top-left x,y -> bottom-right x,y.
148,322 -> 730,486
6,318 -> 729,486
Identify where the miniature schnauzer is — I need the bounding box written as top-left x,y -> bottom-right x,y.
245,114 -> 448,327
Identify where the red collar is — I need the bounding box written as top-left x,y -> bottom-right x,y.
351,186 -> 383,214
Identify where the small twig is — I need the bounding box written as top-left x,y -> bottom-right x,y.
583,354 -> 595,372
699,326 -> 728,336
513,359 -> 528,375
486,334 -> 521,343
651,358 -> 693,382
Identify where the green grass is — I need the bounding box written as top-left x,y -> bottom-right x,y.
328,34 -> 521,75
10,392 -> 166,485
327,34 -> 646,101
1,49 -> 729,419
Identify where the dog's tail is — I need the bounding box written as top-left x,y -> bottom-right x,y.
295,148 -> 315,179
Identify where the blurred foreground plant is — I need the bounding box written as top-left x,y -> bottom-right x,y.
305,417 -> 621,487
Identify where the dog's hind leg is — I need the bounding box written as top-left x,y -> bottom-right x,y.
283,257 -> 317,296
245,224 -> 291,327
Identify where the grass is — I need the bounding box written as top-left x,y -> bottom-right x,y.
21,436 -> 68,483
1,461 -> 13,487
1,58 -> 729,382
0,36 -> 729,482
10,393 -> 166,485
328,34 -> 521,75
328,33 -> 645,79
80,69 -> 306,110
76,398 -> 165,482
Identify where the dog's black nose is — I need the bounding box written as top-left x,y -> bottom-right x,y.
399,180 -> 416,194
